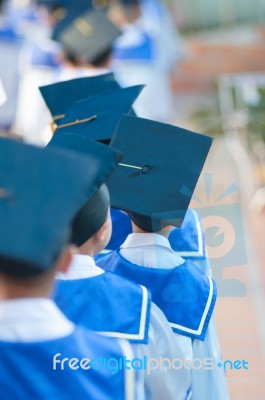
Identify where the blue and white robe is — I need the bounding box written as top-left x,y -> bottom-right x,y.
97,233 -> 230,400
54,254 -> 193,400
0,298 -> 135,400
54,258 -> 151,344
97,245 -> 216,341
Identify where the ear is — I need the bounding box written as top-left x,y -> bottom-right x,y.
92,210 -> 112,256
94,221 -> 108,242
56,246 -> 75,274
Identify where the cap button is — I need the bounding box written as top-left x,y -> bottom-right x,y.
141,165 -> 149,174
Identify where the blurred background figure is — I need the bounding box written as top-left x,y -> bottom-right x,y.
52,2 -> 120,80
12,0 -> 185,143
0,0 -> 24,131
13,0 -> 66,144
13,0 -> 122,144
110,0 -> 186,122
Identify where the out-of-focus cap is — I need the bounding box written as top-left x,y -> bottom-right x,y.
54,9 -> 121,64
54,85 -> 144,143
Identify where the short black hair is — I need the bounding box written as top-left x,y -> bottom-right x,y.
0,256 -> 47,277
90,47 -> 112,68
63,46 -> 112,68
71,184 -> 110,247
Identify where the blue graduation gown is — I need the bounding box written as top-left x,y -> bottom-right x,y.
0,327 -> 126,400
113,30 -> 155,62
97,252 -> 217,341
53,271 -> 151,344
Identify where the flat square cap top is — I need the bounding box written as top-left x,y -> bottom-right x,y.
54,85 -> 144,142
51,1 -> 110,40
48,131 -> 123,184
39,73 -> 120,120
51,1 -> 92,40
108,115 -> 213,227
55,9 -> 121,63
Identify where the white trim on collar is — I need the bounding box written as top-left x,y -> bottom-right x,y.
169,275 -> 214,336
100,285 -> 149,341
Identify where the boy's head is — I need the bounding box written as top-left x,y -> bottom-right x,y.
106,115 -> 213,231
53,8 -> 121,68
46,134 -> 123,257
0,137 -> 108,297
71,184 -> 112,256
0,246 -> 73,299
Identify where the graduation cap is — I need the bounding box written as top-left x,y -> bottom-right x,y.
47,132 -> 123,245
47,131 -> 123,188
39,73 -> 120,122
50,0 -> 110,39
51,1 -> 92,40
0,137 -> 117,276
54,85 -> 144,143
54,9 -> 121,64
107,115 -> 213,232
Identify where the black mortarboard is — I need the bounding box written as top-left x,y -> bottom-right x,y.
51,1 -> 91,40
54,9 -> 121,64
51,1 -> 110,41
0,137 -> 112,276
47,132 -> 123,244
54,85 -> 144,143
107,115 -> 213,232
47,131 -> 123,193
39,73 -> 120,122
